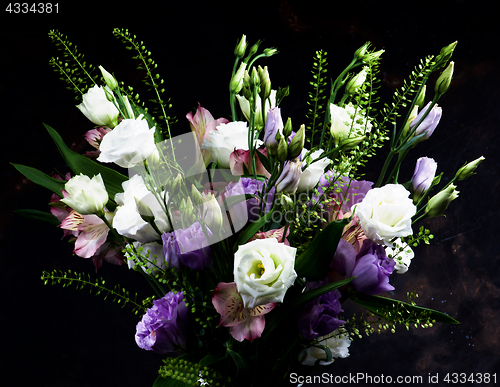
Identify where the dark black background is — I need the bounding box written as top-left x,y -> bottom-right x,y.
1,1 -> 499,386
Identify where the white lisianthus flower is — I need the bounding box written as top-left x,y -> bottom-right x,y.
77,85 -> 119,127
298,329 -> 351,366
330,103 -> 373,146
113,174 -> 170,243
385,239 -> 415,274
201,121 -> 262,169
234,238 -> 297,308
61,173 -> 108,215
97,114 -> 156,168
297,149 -> 331,193
352,184 -> 416,247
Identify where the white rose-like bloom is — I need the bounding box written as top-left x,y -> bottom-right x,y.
61,173 -> 108,215
97,114 -> 156,168
297,149 -> 331,193
385,238 -> 415,274
77,85 -> 119,127
201,121 -> 262,169
234,238 -> 297,309
298,329 -> 351,366
352,184 -> 416,247
113,174 -> 170,243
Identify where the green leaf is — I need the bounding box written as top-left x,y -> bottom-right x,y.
226,347 -> 248,380
44,123 -> 127,203
350,293 -> 460,324
14,209 -> 60,226
255,150 -> 271,172
294,218 -> 349,280
199,354 -> 223,367
234,208 -> 274,250
11,163 -> 65,196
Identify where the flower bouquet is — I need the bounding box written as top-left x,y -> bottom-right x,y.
13,29 -> 484,386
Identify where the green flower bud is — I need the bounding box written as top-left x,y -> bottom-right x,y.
234,35 -> 247,58
425,183 -> 459,217
362,49 -> 384,63
354,42 -> 370,59
339,135 -> 366,150
263,47 -> 278,57
454,156 -> 485,181
244,40 -> 261,63
283,117 -> 293,138
415,85 -> 426,108
345,68 -> 367,95
190,184 -> 204,206
288,124 -> 305,160
171,173 -> 183,197
434,41 -> 457,69
435,61 -> 454,95
277,135 -> 288,162
258,65 -> 271,100
99,65 -> 118,91
230,62 -> 247,93
250,66 -> 260,88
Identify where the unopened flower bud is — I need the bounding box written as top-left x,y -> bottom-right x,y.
411,157 -> 438,203
288,124 -> 305,160
283,117 -> 293,138
263,47 -> 278,57
345,68 -> 367,95
276,160 -> 302,194
277,135 -> 288,162
415,85 -> 426,108
339,135 -> 366,150
434,41 -> 457,69
234,35 -> 247,58
410,102 -> 442,142
250,66 -> 260,89
202,193 -> 223,232
425,183 -> 459,217
362,49 -> 384,63
171,173 -> 183,197
454,156 -> 485,181
258,65 -> 271,100
99,65 -> 118,91
435,61 -> 454,95
230,62 -> 247,93
244,40 -> 261,63
190,184 -> 205,206
402,105 -> 420,139
354,42 -> 370,59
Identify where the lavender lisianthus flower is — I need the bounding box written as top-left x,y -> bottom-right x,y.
331,239 -> 395,295
297,279 -> 346,340
135,291 -> 190,355
161,222 -> 213,271
410,101 -> 442,141
223,177 -> 274,223
411,157 -> 437,203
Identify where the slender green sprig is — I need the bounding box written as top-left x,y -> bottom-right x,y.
41,269 -> 149,314
48,30 -> 97,99
112,28 -> 176,140
158,357 -> 228,386
306,50 -> 328,146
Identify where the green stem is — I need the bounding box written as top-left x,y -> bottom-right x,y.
375,149 -> 396,187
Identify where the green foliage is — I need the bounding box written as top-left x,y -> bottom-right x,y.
156,357 -> 227,386
405,225 -> 434,247
48,30 -> 97,99
41,269 -> 149,315
306,50 -> 328,146
112,28 -> 177,139
378,56 -> 435,131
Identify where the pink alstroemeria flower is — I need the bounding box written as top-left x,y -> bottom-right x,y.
229,148 -> 270,178
186,104 -> 229,166
249,226 -> 290,246
84,126 -> 112,157
60,210 -> 112,259
212,282 -> 277,342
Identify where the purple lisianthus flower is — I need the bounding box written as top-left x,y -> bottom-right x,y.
223,177 -> 275,223
263,107 -> 283,156
297,279 -> 346,341
411,157 -> 437,203
161,222 -> 212,271
135,291 -> 190,355
331,239 -> 395,295
410,101 -> 442,140
311,172 -> 373,212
